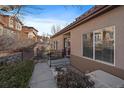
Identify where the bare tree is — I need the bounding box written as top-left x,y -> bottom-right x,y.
51,25 -> 62,35
0,5 -> 21,12
0,5 -> 45,19
56,25 -> 61,32
0,35 -> 35,51
51,25 -> 56,35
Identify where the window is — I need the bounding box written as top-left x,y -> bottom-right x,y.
9,17 -> 14,28
54,41 -> 58,50
83,26 -> 115,64
83,32 -> 93,58
16,22 -> 22,31
64,38 -> 70,49
94,30 -> 103,61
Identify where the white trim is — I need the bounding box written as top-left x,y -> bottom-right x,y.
81,34 -> 83,57
93,32 -> 95,59
113,26 -> 116,66
82,25 -> 115,67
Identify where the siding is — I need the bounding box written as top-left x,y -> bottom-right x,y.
70,6 -> 124,70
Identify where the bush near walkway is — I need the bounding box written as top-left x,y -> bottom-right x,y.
0,60 -> 34,88
56,67 -> 95,88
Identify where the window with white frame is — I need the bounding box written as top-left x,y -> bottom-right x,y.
83,32 -> 93,58
9,17 -> 14,28
15,22 -> 19,30
83,26 -> 115,64
54,41 -> 58,50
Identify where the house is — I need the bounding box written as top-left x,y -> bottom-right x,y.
21,26 -> 38,42
0,14 -> 23,38
0,13 -> 38,42
51,5 -> 124,79
37,35 -> 43,43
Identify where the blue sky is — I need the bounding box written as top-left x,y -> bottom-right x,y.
20,5 -> 94,35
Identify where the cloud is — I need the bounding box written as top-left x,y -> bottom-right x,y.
23,16 -> 69,35
21,5 -> 86,35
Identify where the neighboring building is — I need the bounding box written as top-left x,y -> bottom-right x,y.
0,14 -> 23,38
51,5 -> 124,79
22,26 -> 38,42
0,13 -> 38,42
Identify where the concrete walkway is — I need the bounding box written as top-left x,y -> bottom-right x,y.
29,62 -> 57,88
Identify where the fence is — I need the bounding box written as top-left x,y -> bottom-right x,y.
47,50 -> 70,67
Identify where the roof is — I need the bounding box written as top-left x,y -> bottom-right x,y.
51,5 -> 119,38
22,26 -> 38,37
0,14 -> 23,31
22,26 -> 38,32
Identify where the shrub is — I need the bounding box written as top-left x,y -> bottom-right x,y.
56,67 -> 95,88
0,35 -> 35,51
0,60 -> 34,88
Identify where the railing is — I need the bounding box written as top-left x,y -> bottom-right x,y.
48,50 -> 64,59
47,50 -> 70,67
47,50 -> 62,67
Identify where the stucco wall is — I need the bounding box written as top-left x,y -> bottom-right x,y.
70,6 -> 124,70
51,34 -> 64,51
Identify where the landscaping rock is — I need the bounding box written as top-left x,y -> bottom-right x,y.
0,52 -> 22,64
